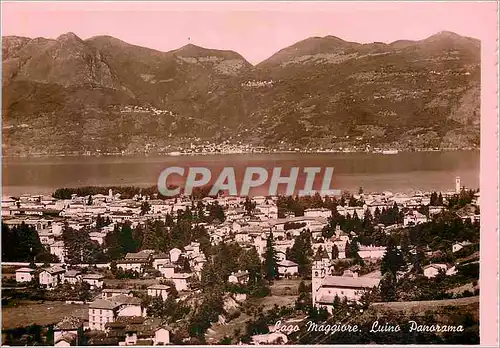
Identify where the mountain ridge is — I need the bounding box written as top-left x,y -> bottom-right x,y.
2,31 -> 480,65
2,31 -> 480,156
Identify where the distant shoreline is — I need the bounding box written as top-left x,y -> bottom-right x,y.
2,148 -> 480,160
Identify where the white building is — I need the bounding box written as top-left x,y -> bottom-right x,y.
228,271 -> 249,284
64,270 -> 82,284
452,241 -> 473,253
170,273 -> 191,291
403,210 -> 428,227
50,240 -> 66,263
39,266 -> 65,289
147,284 -> 170,300
88,295 -> 143,331
251,332 -> 288,345
53,316 -> 83,346
15,267 -> 35,283
312,265 -> 380,313
277,260 -> 299,276
304,208 -> 332,219
159,263 -> 175,278
357,245 -> 386,259
101,288 -> 133,299
169,248 -> 182,263
116,259 -> 149,273
423,264 -> 448,278
152,253 -> 170,270
82,274 -> 104,289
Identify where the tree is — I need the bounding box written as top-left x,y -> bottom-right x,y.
140,201 -> 151,215
78,282 -> 92,301
333,294 -> 341,308
287,231 -> 313,276
437,193 -> 444,206
412,248 -> 425,275
344,240 -> 350,258
332,244 -> 339,259
400,232 -> 411,260
380,237 -> 405,276
298,281 -> 307,294
348,237 -> 363,265
147,296 -> 166,318
238,247 -> 262,284
205,201 -> 225,223
63,225 -> 101,265
264,232 -> 279,281
87,195 -> 93,206
243,197 -> 256,215
118,222 -> 139,254
379,271 -> 397,302
430,192 -> 438,206
2,223 -> 46,262
96,214 -> 106,229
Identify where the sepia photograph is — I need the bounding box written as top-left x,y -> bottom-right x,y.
1,1 -> 498,346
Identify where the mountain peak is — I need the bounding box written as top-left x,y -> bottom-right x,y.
423,31 -> 477,44
173,43 -> 211,56
57,32 -> 83,43
171,43 -> 248,63
259,34 -> 357,67
430,31 -> 462,39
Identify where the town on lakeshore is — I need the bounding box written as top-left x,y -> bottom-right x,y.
2,176 -> 480,345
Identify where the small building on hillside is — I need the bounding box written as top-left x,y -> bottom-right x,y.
169,248 -> 182,263
15,267 -> 35,283
277,260 -> 299,276
64,270 -> 82,284
228,271 -> 250,285
49,240 -> 66,263
116,258 -> 149,273
147,284 -> 170,300
312,264 -> 381,313
88,295 -> 143,331
452,241 -> 473,253
152,253 -> 170,270
170,273 -> 191,291
103,317 -> 171,345
251,332 -> 288,345
423,264 -> 448,278
82,274 -> 104,289
158,262 -> 175,278
39,266 -> 65,289
53,316 -> 84,346
403,210 -> 428,227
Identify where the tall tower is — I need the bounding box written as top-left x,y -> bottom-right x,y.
455,176 -> 461,193
311,264 -> 326,308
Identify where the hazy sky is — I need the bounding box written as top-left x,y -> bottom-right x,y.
2,1 -> 496,65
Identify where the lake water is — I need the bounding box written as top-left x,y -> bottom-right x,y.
1,151 -> 479,197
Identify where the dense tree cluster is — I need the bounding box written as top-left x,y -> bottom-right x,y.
408,212 -> 479,248
447,189 -> 477,209
188,242 -> 270,340
62,224 -> 107,265
2,223 -> 58,262
286,231 -> 313,276
322,207 -> 401,246
52,185 -> 219,200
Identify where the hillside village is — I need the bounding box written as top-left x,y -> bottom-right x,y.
2,178 -> 480,345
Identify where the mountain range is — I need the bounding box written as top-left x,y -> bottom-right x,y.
2,31 -> 480,156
